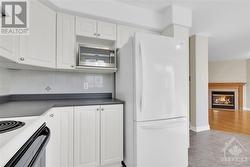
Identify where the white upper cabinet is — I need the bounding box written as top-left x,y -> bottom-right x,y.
57,13 -> 76,69
100,105 -> 123,166
76,17 -> 116,41
97,21 -> 116,41
19,0 -> 56,68
0,36 -> 19,62
76,17 -> 97,38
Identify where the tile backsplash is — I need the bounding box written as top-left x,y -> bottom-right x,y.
0,68 -> 114,95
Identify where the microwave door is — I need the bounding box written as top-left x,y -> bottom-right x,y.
78,45 -> 116,68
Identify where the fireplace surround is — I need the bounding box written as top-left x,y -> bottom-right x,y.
209,83 -> 245,110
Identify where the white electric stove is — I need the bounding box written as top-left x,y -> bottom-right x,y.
0,116 -> 48,167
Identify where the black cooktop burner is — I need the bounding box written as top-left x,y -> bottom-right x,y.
0,121 -> 25,134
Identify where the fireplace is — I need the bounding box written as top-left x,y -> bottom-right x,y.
209,83 -> 245,110
211,91 -> 235,109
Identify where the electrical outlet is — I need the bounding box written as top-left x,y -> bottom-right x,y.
84,82 -> 89,89
95,76 -> 103,88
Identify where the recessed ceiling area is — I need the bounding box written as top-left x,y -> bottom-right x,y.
49,0 -> 250,61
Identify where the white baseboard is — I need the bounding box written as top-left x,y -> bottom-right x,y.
190,125 -> 210,132
243,108 -> 250,111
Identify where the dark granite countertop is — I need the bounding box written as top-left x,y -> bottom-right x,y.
0,93 -> 124,118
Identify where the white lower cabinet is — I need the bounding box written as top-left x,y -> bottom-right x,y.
74,106 -> 100,167
46,107 -> 74,167
101,105 -> 123,166
46,104 -> 123,167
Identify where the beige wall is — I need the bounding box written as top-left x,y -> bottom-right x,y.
209,60 -> 247,83
208,59 -> 248,109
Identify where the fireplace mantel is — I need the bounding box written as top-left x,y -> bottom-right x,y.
209,82 -> 246,110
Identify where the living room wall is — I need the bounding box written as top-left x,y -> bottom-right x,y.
208,59 -> 248,110
209,60 -> 247,83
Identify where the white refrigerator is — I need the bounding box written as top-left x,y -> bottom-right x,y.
116,33 -> 189,167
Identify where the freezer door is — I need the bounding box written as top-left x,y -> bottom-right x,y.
134,33 -> 188,121
135,118 -> 188,167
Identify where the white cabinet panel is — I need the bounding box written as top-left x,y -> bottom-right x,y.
60,108 -> 74,167
97,21 -> 116,41
46,107 -> 74,167
76,17 -> 97,38
76,17 -> 117,41
19,0 -> 56,68
57,13 -> 76,69
101,105 -> 123,166
0,35 -> 19,62
74,106 -> 101,167
46,110 -> 60,167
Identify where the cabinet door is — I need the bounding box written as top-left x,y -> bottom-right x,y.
97,21 -> 116,41
0,35 -> 19,62
19,0 -> 56,68
46,107 -> 74,167
57,13 -> 76,69
74,106 -> 101,167
76,17 -> 97,38
101,104 -> 123,166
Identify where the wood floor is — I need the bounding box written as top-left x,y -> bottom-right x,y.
209,109 -> 250,135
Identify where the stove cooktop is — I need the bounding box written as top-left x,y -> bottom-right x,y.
0,121 -> 25,134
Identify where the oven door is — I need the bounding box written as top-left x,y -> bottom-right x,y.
5,123 -> 50,167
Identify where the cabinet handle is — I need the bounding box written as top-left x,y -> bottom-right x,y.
101,108 -> 104,111
49,114 -> 54,117
70,65 -> 75,68
19,57 -> 25,61
97,108 -> 100,111
93,33 -> 97,36
96,33 -> 101,37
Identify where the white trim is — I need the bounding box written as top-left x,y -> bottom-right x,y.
190,125 -> 210,132
243,108 -> 250,111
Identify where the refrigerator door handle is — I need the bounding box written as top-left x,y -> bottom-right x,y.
140,119 -> 186,130
138,42 -> 143,113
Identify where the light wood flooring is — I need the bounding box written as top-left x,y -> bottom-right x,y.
209,109 -> 250,135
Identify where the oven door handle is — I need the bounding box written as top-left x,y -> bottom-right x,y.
5,123 -> 50,167
28,127 -> 50,167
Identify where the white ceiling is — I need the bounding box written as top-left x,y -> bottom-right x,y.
116,0 -> 250,61
49,0 -> 250,61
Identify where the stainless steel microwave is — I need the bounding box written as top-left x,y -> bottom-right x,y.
78,44 -> 116,68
